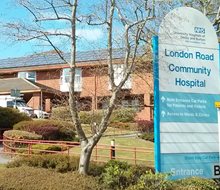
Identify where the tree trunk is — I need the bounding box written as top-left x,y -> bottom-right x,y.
78,141 -> 93,175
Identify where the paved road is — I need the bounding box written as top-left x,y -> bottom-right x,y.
0,145 -> 11,164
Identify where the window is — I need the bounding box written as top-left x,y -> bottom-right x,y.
110,64 -> 132,89
6,101 -> 14,108
18,71 -> 36,82
60,68 -> 82,92
119,95 -> 144,111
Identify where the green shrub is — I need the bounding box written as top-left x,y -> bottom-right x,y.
110,108 -> 136,123
0,107 -> 31,129
139,132 -> 154,142
51,107 -> 104,124
172,177 -> 219,190
4,130 -> 42,140
3,130 -> 42,153
0,166 -> 101,190
127,170 -> 172,190
51,107 -> 137,124
31,144 -> 68,154
51,106 -> 72,122
88,162 -> 106,177
7,154 -> 79,173
101,160 -> 150,190
109,122 -> 137,130
13,120 -> 76,141
79,110 -> 103,124
102,160 -> 131,190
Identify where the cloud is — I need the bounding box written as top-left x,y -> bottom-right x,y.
76,28 -> 104,41
46,28 -> 104,42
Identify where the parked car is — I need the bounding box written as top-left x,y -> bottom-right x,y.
34,109 -> 50,119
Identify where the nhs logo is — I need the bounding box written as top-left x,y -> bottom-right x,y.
194,27 -> 205,34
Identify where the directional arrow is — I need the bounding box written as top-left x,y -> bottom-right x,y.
161,111 -> 166,117
161,96 -> 166,103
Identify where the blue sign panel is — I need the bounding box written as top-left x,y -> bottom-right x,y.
160,92 -> 219,123
154,7 -> 220,179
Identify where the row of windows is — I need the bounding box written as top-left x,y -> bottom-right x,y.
17,65 -> 132,91
17,71 -> 36,82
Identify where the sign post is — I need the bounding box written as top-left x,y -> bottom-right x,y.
154,7 -> 220,179
10,89 -> 20,109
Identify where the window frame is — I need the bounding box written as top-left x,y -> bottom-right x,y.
18,71 -> 36,82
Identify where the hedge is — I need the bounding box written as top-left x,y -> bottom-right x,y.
110,108 -> 136,123
31,144 -> 68,154
50,106 -> 72,122
7,154 -> 105,176
101,160 -> 151,190
3,130 -> 42,140
3,130 -> 42,152
7,154 -> 79,173
136,120 -> 154,133
0,107 -> 31,129
0,167 -> 102,190
5,158 -> 219,190
108,122 -> 137,130
51,107 -> 136,124
139,132 -> 154,142
13,120 -> 76,141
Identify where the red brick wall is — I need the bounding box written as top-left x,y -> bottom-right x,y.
0,64 -> 153,120
36,69 -> 61,90
0,73 -> 17,78
27,92 -> 41,110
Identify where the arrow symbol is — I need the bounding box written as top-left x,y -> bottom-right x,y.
161,96 -> 166,103
161,111 -> 166,117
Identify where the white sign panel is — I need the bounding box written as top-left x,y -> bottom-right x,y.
155,7 -> 220,179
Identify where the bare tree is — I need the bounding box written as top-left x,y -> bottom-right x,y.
182,0 -> 220,34
2,0 -> 155,174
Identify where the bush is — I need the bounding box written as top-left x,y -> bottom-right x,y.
136,120 -> 154,133
13,120 -> 76,141
51,107 -> 104,124
51,106 -> 72,122
4,130 -> 42,140
31,144 -> 68,154
110,108 -> 136,123
101,160 -> 132,190
7,154 -> 79,173
0,166 -> 101,190
79,111 -> 103,124
51,107 -> 137,124
0,107 -> 31,129
101,160 -> 149,190
88,162 -> 106,177
109,122 -> 137,130
172,177 -> 219,190
139,132 -> 154,142
3,130 -> 42,152
127,170 -> 172,190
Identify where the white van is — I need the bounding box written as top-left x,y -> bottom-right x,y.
0,95 -> 35,118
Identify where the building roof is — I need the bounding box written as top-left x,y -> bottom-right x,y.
0,78 -> 60,95
0,48 -> 144,69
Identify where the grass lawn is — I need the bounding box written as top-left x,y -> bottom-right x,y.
69,130 -> 154,167
81,124 -> 138,137
0,164 -> 6,169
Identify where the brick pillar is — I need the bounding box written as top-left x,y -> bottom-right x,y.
91,96 -> 96,110
27,92 -> 41,110
144,93 -> 151,120
45,98 -> 51,112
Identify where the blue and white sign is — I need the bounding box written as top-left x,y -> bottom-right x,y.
153,7 -> 220,179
